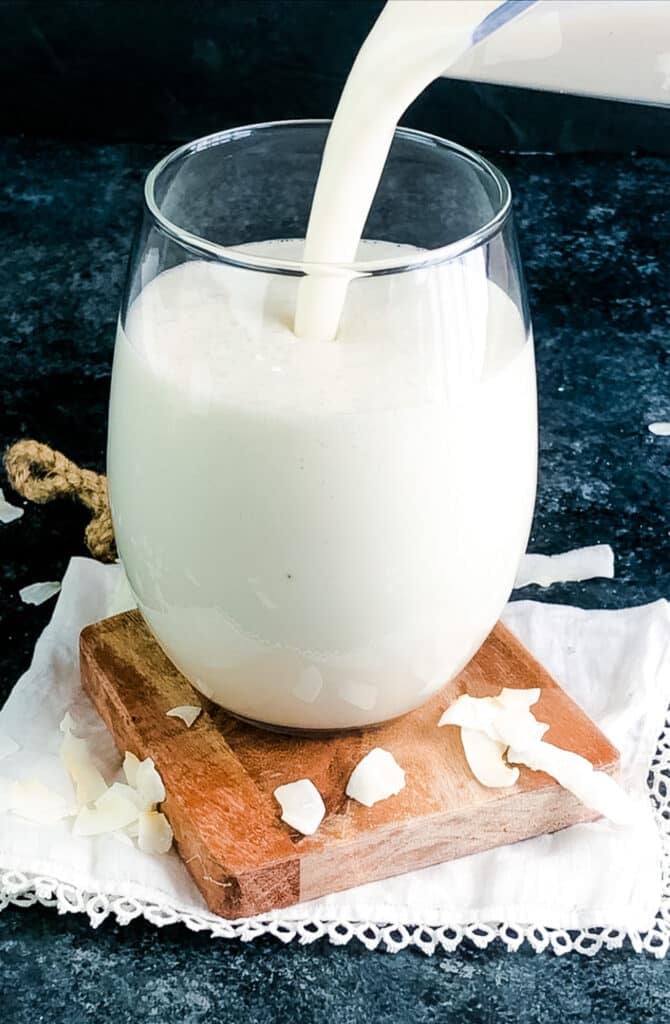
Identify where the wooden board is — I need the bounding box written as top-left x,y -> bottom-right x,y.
80,611 -> 619,919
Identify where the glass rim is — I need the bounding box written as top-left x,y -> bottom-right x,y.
144,119 -> 512,276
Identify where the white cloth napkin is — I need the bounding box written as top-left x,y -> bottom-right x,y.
1,557 -> 669,956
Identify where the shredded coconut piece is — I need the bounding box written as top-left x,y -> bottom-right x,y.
346,748 -> 406,807
438,691 -> 548,748
134,757 -> 166,809
8,779 -> 75,823
496,688 -> 541,711
123,751 -> 141,788
138,810 -> 174,854
440,687 -> 635,823
461,728 -> 519,788
59,715 -> 108,807
0,733 -> 19,763
73,798 -> 139,837
0,488 -> 23,524
648,422 -> 670,436
166,705 -> 201,728
274,779 -> 326,835
19,581 -> 62,606
514,545 -> 614,589
104,781 -> 144,810
507,741 -> 639,826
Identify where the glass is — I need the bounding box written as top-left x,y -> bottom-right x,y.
107,120 -> 537,732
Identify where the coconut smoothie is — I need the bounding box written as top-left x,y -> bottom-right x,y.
108,0 -> 537,728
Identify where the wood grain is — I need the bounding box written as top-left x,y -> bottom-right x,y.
80,611 -> 619,918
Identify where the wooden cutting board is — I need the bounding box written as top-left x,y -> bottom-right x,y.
80,611 -> 619,919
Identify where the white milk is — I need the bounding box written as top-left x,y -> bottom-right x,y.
108,240 -> 536,730
295,0 -> 501,341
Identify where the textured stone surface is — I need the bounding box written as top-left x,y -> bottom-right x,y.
1,138 -> 669,1019
2,903 -> 670,1024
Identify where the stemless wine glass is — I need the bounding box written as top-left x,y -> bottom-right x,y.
107,120 -> 537,732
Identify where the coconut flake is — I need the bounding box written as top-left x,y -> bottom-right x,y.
439,691 -> 549,749
138,810 -> 174,854
495,688 -> 541,711
507,741 -> 639,826
0,488 -> 23,524
514,545 -> 614,589
439,694 -> 501,735
274,778 -> 326,835
73,788 -> 139,836
104,781 -> 144,809
491,706 -> 549,750
166,705 -> 201,728
134,756 -> 166,809
10,779 -> 75,823
95,785 -> 138,815
648,422 -> 670,436
123,751 -> 141,788
0,733 -> 19,762
346,748 -> 406,808
440,689 -> 636,825
461,728 -> 519,788
59,718 -> 108,806
19,580 -> 61,606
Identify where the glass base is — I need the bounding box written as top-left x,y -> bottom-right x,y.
224,708 -> 389,738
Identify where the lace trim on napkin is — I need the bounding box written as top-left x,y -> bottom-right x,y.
2,715 -> 669,958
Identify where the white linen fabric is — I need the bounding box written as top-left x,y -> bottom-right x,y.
1,558 -> 669,957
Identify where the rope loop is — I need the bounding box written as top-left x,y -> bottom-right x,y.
4,440 -> 116,562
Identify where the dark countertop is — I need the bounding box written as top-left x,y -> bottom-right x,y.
1,137 -> 669,1022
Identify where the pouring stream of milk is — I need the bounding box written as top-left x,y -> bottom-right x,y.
294,0 -> 510,342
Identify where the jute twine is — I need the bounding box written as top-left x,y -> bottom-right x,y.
4,440 -> 116,562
